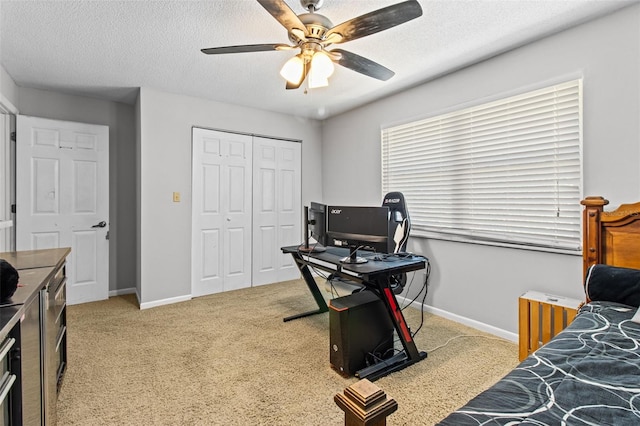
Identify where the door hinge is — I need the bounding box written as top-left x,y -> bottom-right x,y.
11,204 -> 16,214
10,132 -> 16,142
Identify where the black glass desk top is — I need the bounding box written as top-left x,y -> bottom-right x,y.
281,245 -> 426,277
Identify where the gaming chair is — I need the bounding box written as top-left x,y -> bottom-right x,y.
382,192 -> 411,254
382,192 -> 411,294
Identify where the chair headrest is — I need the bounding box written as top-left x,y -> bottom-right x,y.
382,192 -> 407,210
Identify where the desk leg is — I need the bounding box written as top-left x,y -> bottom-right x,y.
356,277 -> 427,380
283,252 -> 330,322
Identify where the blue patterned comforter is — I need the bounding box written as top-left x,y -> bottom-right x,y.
438,301 -> 640,425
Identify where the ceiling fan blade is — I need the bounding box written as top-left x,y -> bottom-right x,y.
286,61 -> 309,90
325,0 -> 422,44
257,0 -> 309,37
201,44 -> 293,55
330,49 -> 395,81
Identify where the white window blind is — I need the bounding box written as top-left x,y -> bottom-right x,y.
381,79 -> 582,251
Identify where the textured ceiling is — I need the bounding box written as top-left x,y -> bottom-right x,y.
0,0 -> 636,119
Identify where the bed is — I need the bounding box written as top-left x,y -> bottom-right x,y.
437,196 -> 640,425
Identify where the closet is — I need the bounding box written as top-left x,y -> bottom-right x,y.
191,128 -> 301,296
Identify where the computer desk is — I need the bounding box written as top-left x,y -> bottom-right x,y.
281,245 -> 428,380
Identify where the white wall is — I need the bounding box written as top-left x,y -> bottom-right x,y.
322,5 -> 640,334
0,65 -> 18,252
135,93 -> 142,302
0,65 -> 18,109
137,87 -> 322,306
16,87 -> 137,294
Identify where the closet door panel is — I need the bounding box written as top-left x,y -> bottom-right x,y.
192,128 -> 252,296
253,137 -> 301,286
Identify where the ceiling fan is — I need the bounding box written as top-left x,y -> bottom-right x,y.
201,0 -> 423,90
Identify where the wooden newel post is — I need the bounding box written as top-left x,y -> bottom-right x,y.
334,379 -> 398,426
581,196 -> 609,280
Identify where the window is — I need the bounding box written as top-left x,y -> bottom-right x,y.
381,79 -> 582,252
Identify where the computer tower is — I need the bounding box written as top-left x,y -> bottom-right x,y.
329,290 -> 394,376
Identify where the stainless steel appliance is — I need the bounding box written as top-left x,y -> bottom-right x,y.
43,265 -> 66,426
0,305 -> 24,426
0,332 -> 17,426
0,248 -> 70,426
2,266 -> 58,426
24,294 -> 42,426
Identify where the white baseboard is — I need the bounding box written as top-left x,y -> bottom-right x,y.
108,287 -> 190,310
397,296 -> 518,343
116,282 -> 517,343
139,294 -> 192,310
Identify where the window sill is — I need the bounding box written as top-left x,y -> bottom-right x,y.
411,230 -> 582,256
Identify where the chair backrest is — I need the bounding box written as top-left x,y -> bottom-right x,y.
382,192 -> 411,253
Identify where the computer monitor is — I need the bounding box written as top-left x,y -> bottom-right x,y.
326,206 -> 389,264
299,202 -> 327,253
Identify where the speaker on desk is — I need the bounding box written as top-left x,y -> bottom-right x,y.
329,290 -> 394,376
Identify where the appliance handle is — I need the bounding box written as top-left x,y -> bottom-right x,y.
0,372 -> 16,404
56,325 -> 67,352
0,338 -> 15,361
54,278 -> 67,299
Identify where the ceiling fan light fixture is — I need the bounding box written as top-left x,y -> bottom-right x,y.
311,51 -> 334,78
204,0 -> 424,90
308,75 -> 329,89
307,51 -> 334,88
280,55 -> 305,84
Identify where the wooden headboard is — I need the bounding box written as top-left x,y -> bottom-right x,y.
582,196 -> 640,280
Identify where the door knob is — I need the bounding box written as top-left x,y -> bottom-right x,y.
92,221 -> 107,228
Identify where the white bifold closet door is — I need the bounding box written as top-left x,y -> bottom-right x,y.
191,128 -> 300,297
252,136 -> 300,286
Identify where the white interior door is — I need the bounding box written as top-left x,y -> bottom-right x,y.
252,137 -> 301,286
16,115 -> 109,305
191,128 -> 252,297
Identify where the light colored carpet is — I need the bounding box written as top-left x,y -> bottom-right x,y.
57,279 -> 518,425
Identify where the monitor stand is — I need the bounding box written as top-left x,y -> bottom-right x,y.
298,205 -> 326,253
339,246 -> 368,264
